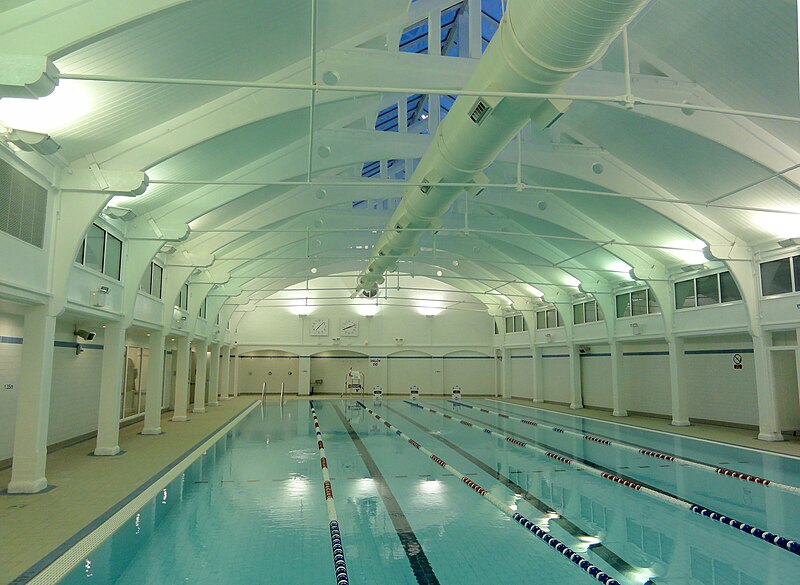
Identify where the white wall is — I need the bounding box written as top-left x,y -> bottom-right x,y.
388,350 -> 432,395
238,350 -> 299,394
310,351 -> 369,395
622,342 -> 671,417
542,350 -> 570,404
443,351 -> 493,396
48,320 -> 103,445
510,350 -> 532,399
0,314 -> 105,462
683,336 -> 758,426
580,346 -> 612,410
0,311 -> 24,461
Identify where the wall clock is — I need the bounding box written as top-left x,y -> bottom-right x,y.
340,318 -> 359,337
310,318 -> 329,336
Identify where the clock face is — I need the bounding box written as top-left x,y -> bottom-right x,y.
310,318 -> 329,336
340,318 -> 359,337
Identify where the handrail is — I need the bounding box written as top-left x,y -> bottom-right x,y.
261,381 -> 266,403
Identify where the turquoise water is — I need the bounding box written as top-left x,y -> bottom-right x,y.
56,399 -> 800,585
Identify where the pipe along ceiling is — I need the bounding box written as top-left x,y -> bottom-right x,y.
354,0 -> 653,298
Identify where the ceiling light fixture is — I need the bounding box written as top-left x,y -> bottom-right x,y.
777,237 -> 800,248
2,128 -> 60,155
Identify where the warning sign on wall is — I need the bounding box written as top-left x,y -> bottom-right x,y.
733,353 -> 743,370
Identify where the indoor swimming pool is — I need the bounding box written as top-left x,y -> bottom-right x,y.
38,398 -> 800,584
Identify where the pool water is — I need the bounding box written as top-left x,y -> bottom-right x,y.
56,398 -> 800,585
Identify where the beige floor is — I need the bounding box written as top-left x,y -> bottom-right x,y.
2,396 -> 799,584
0,397 -> 255,584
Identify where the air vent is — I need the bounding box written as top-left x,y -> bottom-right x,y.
0,158 -> 47,248
469,99 -> 491,125
420,179 -> 431,194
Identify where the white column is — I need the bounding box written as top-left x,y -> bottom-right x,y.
232,348 -> 240,397
753,334 -> 783,441
95,322 -> 126,455
207,342 -> 220,406
7,304 -> 56,493
298,356 -> 311,396
569,344 -> 583,409
192,340 -> 208,414
220,345 -> 231,400
668,336 -> 690,426
501,348 -> 512,398
172,336 -> 191,421
142,331 -> 166,434
532,345 -> 544,403
610,341 -> 627,417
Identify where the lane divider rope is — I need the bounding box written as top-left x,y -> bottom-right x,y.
357,401 -> 623,585
452,400 -> 797,495
418,401 -> 800,557
311,403 -> 350,585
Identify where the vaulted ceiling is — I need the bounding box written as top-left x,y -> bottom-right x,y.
1,0 -> 798,317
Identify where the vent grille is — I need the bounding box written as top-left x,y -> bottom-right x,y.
420,179 -> 431,194
0,158 -> 47,248
469,99 -> 491,125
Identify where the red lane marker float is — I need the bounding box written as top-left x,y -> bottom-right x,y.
310,404 -> 350,585
431,455 -> 447,467
639,449 -> 675,461
716,468 -> 771,485
584,435 -> 612,445
546,452 -> 572,465
506,437 -> 526,447
521,419 -> 538,426
460,420 -> 473,427
601,472 -> 642,491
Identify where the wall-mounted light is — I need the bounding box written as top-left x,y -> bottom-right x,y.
545,333 -> 552,342
630,322 -> 640,335
2,129 -> 61,155
91,286 -> 109,307
778,237 -> 800,248
395,337 -> 404,346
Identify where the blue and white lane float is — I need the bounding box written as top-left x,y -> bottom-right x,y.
311,404 -> 350,585
420,401 -> 800,557
355,402 -> 623,585
459,400 -> 800,496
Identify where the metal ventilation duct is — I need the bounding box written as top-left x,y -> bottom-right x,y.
354,0 -> 651,297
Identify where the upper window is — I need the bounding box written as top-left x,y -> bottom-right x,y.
138,261 -> 163,299
75,223 -> 123,281
674,271 -> 742,309
535,307 -> 563,330
504,314 -> 528,333
573,299 -> 604,325
760,256 -> 799,297
198,297 -> 207,319
616,288 -> 660,318
176,283 -> 189,310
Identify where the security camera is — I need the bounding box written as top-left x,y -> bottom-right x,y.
74,328 -> 96,341
578,345 -> 590,354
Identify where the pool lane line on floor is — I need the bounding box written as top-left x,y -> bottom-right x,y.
384,404 -> 654,585
22,400 -> 261,585
332,403 -> 441,585
470,400 -> 799,495
311,403 -> 350,585
425,401 -> 800,558
356,402 -> 623,585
